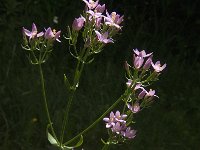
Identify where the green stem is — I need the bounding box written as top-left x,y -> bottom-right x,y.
63,89 -> 130,146
38,63 -> 58,142
102,144 -> 110,150
59,48 -> 89,145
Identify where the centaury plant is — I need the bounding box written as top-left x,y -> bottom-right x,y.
21,0 -> 166,149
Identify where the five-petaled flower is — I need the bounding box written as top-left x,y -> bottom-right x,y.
23,23 -> 44,40
133,49 -> 152,58
151,61 -> 166,72
95,31 -> 113,43
127,103 -> 140,113
72,16 -> 85,31
44,27 -> 61,42
121,127 -> 136,139
103,111 -> 116,128
82,0 -> 99,9
104,11 -> 124,29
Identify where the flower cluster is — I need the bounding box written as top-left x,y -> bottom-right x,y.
22,23 -> 61,64
131,49 -> 166,72
103,111 -> 136,139
68,0 -> 123,55
125,49 -> 166,111
23,23 -> 61,43
103,49 -> 166,145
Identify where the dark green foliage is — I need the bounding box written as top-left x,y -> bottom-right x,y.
0,0 -> 200,149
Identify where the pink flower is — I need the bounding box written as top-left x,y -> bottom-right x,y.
82,0 -> 99,9
103,111 -> 115,128
151,61 -> 166,72
121,127 -> 136,139
22,23 -> 44,40
143,56 -> 152,70
44,27 -> 61,42
115,111 -> 127,123
104,11 -> 124,29
95,4 -> 105,13
72,16 -> 85,31
127,103 -> 140,113
87,10 -> 102,21
144,89 -> 159,100
95,31 -> 113,43
133,49 -> 152,58
133,55 -> 144,69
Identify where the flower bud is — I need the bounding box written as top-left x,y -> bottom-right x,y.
72,17 -> 85,31
95,4 -> 105,13
133,55 -> 144,69
143,56 -> 152,70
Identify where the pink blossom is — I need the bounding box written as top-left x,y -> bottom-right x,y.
82,0 -> 99,9
44,27 -> 61,42
22,23 -> 44,40
151,61 -> 166,72
133,49 -> 152,58
127,103 -> 140,113
95,31 -> 113,43
72,16 -> 85,31
104,11 -> 124,29
121,127 -> 136,139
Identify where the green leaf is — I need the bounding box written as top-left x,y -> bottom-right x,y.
46,124 -> 59,146
48,132 -> 58,145
63,135 -> 83,149
64,74 -> 71,91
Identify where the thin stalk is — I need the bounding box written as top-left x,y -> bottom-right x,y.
59,48 -> 89,145
38,63 -> 58,142
102,144 -> 110,150
63,89 -> 130,146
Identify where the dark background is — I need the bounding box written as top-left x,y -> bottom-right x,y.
0,0 -> 200,149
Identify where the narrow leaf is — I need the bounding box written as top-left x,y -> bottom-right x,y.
63,135 -> 83,149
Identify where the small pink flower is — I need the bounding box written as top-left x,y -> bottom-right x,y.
143,56 -> 152,70
115,111 -> 127,123
82,0 -> 99,9
44,27 -> 61,42
104,11 -> 124,29
87,10 -> 102,21
22,23 -> 44,40
121,127 -> 136,139
127,103 -> 140,113
103,111 -> 115,128
95,4 -> 105,13
144,89 -> 159,100
72,16 -> 85,31
95,31 -> 113,43
133,55 -> 144,69
133,49 -> 152,58
151,61 -> 166,72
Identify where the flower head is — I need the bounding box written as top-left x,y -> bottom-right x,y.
104,11 -> 124,29
103,111 -> 115,128
115,111 -> 127,123
82,0 -> 99,9
133,49 -> 152,58
111,122 -> 122,134
151,61 -> 166,72
144,89 -> 158,100
143,56 -> 152,70
121,127 -> 136,139
127,103 -> 140,113
95,4 -> 105,13
133,55 -> 144,69
22,23 -> 44,40
72,16 -> 85,31
87,10 -> 102,21
44,27 -> 61,42
95,31 -> 113,43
